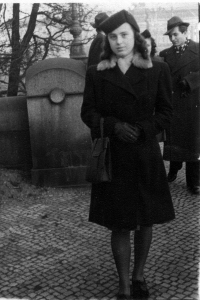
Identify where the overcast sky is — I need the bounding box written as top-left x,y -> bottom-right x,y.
5,0 -> 200,11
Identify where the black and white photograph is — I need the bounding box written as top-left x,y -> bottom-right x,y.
0,1 -> 199,299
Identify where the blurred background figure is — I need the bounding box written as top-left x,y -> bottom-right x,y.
87,12 -> 108,67
159,16 -> 200,195
141,29 -> 163,62
141,29 -> 166,144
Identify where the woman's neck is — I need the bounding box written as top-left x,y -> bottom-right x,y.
117,52 -> 133,63
117,53 -> 134,74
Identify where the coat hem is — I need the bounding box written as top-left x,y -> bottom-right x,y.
88,216 -> 175,231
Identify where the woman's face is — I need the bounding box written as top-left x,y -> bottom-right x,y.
108,22 -> 135,58
145,38 -> 152,55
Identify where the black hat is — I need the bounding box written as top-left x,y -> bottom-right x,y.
90,12 -> 109,29
99,9 -> 140,34
141,29 -> 151,39
164,16 -> 190,35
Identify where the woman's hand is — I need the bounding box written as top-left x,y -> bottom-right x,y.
114,122 -> 141,143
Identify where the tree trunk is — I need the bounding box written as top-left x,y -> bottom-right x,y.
7,3 -> 20,96
7,3 -> 40,96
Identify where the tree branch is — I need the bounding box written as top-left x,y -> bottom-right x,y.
21,3 -> 40,54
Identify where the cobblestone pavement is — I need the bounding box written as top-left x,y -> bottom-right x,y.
0,161 -> 199,300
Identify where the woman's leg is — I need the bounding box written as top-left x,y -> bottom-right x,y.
111,229 -> 131,295
132,226 -> 153,281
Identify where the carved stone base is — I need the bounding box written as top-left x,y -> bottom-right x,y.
31,166 -> 90,187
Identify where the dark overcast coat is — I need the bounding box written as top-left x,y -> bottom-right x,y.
81,59 -> 175,230
160,40 -> 200,161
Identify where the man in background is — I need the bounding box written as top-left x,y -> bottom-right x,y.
160,16 -> 200,195
87,12 -> 108,67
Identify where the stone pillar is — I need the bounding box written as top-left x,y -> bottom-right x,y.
69,3 -> 87,63
26,57 -> 91,187
145,8 -> 150,30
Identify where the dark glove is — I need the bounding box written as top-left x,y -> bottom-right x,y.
178,79 -> 190,98
114,122 -> 141,143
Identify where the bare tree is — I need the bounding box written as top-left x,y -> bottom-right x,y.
7,4 -> 39,96
0,3 -> 3,15
0,3 -> 99,96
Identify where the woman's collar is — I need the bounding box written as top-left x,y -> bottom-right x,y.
97,53 -> 153,71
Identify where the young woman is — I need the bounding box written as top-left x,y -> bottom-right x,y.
81,10 -> 175,300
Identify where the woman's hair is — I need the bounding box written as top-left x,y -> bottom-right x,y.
150,37 -> 157,57
141,29 -> 157,58
100,26 -> 148,60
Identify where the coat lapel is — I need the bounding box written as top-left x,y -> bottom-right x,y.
98,64 -> 146,97
165,47 -> 178,71
168,41 -> 198,74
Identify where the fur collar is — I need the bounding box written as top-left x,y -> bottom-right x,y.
97,52 -> 153,71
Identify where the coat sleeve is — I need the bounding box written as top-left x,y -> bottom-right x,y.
81,67 -> 101,138
81,67 -> 120,139
159,49 -> 167,61
136,63 -> 173,139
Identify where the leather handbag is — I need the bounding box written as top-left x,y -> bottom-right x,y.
86,118 -> 112,183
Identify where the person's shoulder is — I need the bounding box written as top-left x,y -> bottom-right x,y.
152,59 -> 170,73
152,58 -> 167,67
87,64 -> 107,76
189,39 -> 199,46
188,39 -> 199,52
87,65 -> 98,73
159,47 -> 173,57
152,55 -> 164,62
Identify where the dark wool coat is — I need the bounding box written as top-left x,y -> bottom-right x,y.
160,40 -> 200,161
81,60 -> 175,230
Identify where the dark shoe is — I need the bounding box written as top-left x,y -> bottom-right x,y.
167,172 -> 177,182
187,185 -> 200,195
132,279 -> 149,299
117,294 -> 131,300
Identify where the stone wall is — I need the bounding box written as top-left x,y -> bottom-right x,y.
0,96 -> 32,169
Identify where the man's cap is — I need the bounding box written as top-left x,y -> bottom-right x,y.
164,16 -> 190,35
90,12 -> 109,29
98,9 -> 140,34
141,29 -> 151,39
